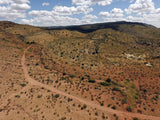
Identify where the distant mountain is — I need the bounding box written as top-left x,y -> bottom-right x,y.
44,21 -> 157,33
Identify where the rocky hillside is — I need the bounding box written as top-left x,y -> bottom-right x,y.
0,21 -> 160,120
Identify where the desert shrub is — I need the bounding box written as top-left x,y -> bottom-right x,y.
81,104 -> 87,110
0,109 -> 3,112
37,95 -> 42,98
60,117 -> 66,120
108,104 -> 111,107
137,109 -> 142,114
63,72 -> 66,75
121,98 -> 127,104
100,82 -> 111,86
133,117 -> 139,120
112,86 -> 121,91
95,112 -> 98,116
111,105 -> 117,110
112,80 -> 118,85
83,104 -> 87,109
55,94 -> 59,98
69,74 -> 75,78
68,98 -> 72,102
81,76 -> 84,80
15,95 -> 20,98
20,83 -> 26,87
126,106 -> 132,112
106,78 -> 111,83
100,101 -> 104,106
88,79 -> 95,83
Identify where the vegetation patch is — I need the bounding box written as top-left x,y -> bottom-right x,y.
120,79 -> 140,105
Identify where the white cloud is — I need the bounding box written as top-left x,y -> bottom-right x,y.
0,0 -> 12,5
125,0 -> 155,14
42,2 -> 50,6
29,10 -> 54,17
123,0 -> 160,27
82,14 -> 97,23
13,0 -> 30,4
72,0 -> 113,6
83,14 -> 97,20
130,0 -> 135,3
0,0 -> 31,20
10,3 -> 31,11
53,5 -> 93,15
100,8 -> 124,18
29,5 -> 93,17
25,4 -> 95,26
21,16 -> 82,26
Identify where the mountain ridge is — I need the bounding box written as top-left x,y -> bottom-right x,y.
44,21 -> 158,33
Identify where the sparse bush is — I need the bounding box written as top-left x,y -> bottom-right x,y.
15,95 -> 20,98
126,106 -> 132,112
88,79 -> 96,83
100,102 -> 104,106
81,76 -> 84,80
37,95 -> 42,98
68,98 -> 72,102
121,98 -> 127,104
95,112 -> 98,116
20,83 -> 26,87
137,109 -> 142,114
108,104 -> 111,107
83,104 -> 87,109
63,72 -> 66,75
60,117 -> 66,120
133,117 -> 139,120
106,78 -> 111,83
100,82 -> 111,86
112,80 -> 118,85
81,104 -> 87,110
69,74 -> 75,78
112,86 -> 121,91
111,105 -> 116,110
0,109 -> 3,112
55,94 -> 59,98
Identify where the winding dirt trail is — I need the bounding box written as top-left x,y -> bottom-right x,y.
22,46 -> 160,120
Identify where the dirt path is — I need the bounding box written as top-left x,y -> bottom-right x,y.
22,46 -> 160,120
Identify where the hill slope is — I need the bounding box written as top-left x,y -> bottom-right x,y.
0,21 -> 160,120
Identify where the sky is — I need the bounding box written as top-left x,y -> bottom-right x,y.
0,0 -> 160,27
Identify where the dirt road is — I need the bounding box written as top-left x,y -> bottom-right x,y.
21,46 -> 160,120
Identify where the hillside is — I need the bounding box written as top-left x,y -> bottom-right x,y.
0,21 -> 160,120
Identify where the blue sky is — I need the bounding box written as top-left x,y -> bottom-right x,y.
0,0 -> 160,27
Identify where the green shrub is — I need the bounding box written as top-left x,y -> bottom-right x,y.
55,94 -> 60,98
133,117 -> 139,120
37,95 -> 42,98
88,79 -> 96,83
100,82 -> 111,86
63,72 -> 66,75
20,83 -> 26,87
111,105 -> 116,110
106,78 -> 111,83
126,106 -> 132,112
15,95 -> 20,98
69,74 -> 75,78
112,80 -> 118,85
121,98 -> 127,104
112,86 -> 121,91
81,104 -> 87,110
0,109 -> 3,112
